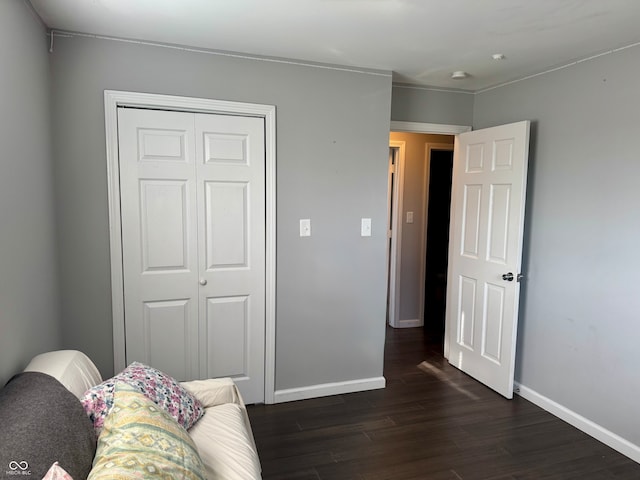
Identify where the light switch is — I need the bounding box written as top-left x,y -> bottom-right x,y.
406,211 -> 414,224
300,219 -> 311,237
361,218 -> 372,237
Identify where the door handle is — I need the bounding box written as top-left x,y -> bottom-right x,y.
199,278 -> 207,286
502,272 -> 524,282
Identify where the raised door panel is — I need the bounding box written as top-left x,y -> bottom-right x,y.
481,283 -> 506,364
486,184 -> 511,265
204,181 -> 248,270
465,143 -> 485,173
457,276 -> 477,350
138,128 -> 189,163
461,184 -> 482,258
142,300 -> 191,381
205,296 -> 249,378
140,180 -> 190,272
203,132 -> 248,165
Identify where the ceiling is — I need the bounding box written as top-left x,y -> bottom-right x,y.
29,0 -> 640,92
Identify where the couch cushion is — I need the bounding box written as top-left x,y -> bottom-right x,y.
189,403 -> 262,480
88,382 -> 206,480
82,362 -> 204,435
24,350 -> 102,399
0,372 -> 97,479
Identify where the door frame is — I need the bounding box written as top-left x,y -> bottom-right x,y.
387,141 -> 405,328
388,121 -> 470,347
104,90 -> 277,404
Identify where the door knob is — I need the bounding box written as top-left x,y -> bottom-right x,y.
199,278 -> 207,286
502,272 -> 514,282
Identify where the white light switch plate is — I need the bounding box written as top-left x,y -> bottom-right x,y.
361,218 -> 372,237
406,211 -> 414,224
300,219 -> 311,237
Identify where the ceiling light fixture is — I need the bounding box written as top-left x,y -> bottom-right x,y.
451,71 -> 469,79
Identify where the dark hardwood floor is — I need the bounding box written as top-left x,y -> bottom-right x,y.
247,326 -> 640,479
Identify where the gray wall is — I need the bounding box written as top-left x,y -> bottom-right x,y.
49,35 -> 392,390
0,0 -> 61,385
391,85 -> 474,125
474,45 -> 640,446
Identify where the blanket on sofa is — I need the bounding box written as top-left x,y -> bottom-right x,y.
0,372 -> 96,480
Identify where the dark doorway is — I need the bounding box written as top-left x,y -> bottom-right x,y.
424,149 -> 454,346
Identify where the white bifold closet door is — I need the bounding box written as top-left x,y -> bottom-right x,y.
118,107 -> 265,404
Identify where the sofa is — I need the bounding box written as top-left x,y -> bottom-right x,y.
0,350 -> 262,480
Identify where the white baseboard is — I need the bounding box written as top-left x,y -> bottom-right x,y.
515,382 -> 640,464
274,376 -> 386,404
394,318 -> 423,328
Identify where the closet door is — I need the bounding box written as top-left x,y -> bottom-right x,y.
195,112 -> 265,403
118,108 -> 265,403
119,108 -> 199,381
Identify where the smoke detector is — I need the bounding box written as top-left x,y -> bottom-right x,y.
451,71 -> 469,79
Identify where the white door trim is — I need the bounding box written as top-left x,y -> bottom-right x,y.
390,121 -> 471,135
104,90 -> 277,404
387,141 -> 405,328
419,143 -> 455,327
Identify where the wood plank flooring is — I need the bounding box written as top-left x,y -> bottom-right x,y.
247,327 -> 640,479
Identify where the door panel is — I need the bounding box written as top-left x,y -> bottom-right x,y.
203,132 -> 248,164
462,184 -> 482,257
487,184 -> 510,263
204,181 -> 248,269
482,283 -> 505,362
119,109 -> 199,382
458,276 -> 477,349
140,180 -> 190,271
138,128 -> 189,162
205,296 -> 249,377
143,299 -> 191,380
195,113 -> 265,403
446,121 -> 530,399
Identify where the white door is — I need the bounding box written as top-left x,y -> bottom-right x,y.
445,121 -> 530,399
118,107 -> 265,403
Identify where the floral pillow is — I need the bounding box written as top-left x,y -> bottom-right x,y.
42,462 -> 74,480
81,362 -> 204,435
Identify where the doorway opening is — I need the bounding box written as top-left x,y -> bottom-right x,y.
386,121 -> 471,360
423,149 -> 454,351
386,133 -> 454,335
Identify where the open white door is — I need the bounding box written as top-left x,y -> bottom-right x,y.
445,121 -> 530,399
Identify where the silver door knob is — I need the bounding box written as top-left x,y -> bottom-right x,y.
199,278 -> 207,286
502,272 -> 514,282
